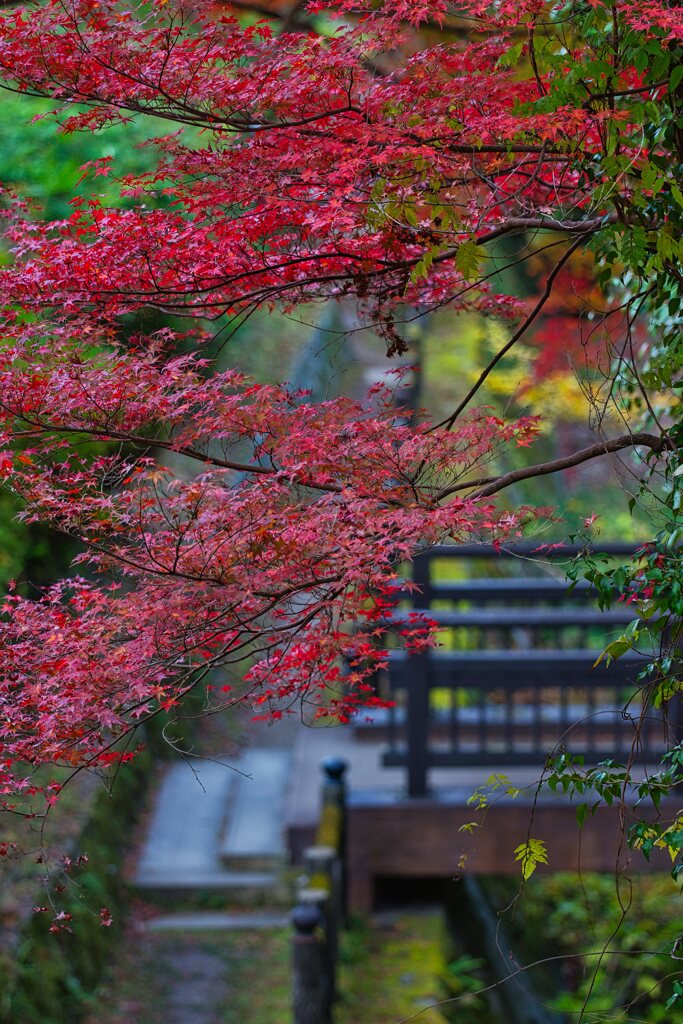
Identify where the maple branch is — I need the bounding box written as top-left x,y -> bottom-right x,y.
582,79 -> 669,108
472,214 -> 618,244
35,215 -> 616,317
527,24 -> 547,98
436,432 -> 670,501
15,420 -> 349,494
433,232 -> 593,431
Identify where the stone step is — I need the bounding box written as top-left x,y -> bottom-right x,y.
135,759 -> 237,884
135,869 -> 279,891
134,868 -> 285,906
143,911 -> 289,932
219,748 -> 291,870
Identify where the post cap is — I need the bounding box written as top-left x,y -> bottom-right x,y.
321,757 -> 347,783
291,904 -> 323,934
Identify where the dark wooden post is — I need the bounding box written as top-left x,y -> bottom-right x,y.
321,756 -> 347,804
297,887 -> 333,1022
412,551 -> 432,608
304,846 -> 340,1003
407,552 -> 431,797
321,757 -> 347,914
406,651 -> 430,797
292,903 -> 328,1024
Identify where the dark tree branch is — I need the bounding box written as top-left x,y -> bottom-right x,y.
433,231 -> 594,432
437,432 -> 669,501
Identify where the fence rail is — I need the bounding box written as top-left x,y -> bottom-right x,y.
373,544 -> 674,796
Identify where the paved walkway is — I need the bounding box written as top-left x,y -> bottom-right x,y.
133,745 -> 294,912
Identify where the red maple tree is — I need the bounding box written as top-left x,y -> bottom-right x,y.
0,0 -> 680,806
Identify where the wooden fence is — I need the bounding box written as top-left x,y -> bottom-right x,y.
291,758 -> 347,1024
373,543 -> 675,796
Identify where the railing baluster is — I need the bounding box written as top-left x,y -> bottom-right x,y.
640,688 -> 650,756
506,686 -> 514,753
613,685 -> 622,756
387,679 -> 397,759
478,687 -> 487,754
407,650 -> 430,797
532,684 -> 542,754
586,683 -> 596,757
449,688 -> 458,759
560,684 -> 569,749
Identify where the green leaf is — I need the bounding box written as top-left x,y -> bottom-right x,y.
514,838 -> 548,881
497,41 -> 523,69
403,205 -> 419,227
665,980 -> 683,1010
670,65 -> 683,93
595,638 -> 632,666
455,239 -> 484,281
633,49 -> 649,74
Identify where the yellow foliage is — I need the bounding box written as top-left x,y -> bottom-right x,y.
522,373 -> 597,424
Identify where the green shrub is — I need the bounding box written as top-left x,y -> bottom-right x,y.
0,749 -> 151,1024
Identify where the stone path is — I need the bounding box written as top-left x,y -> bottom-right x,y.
134,747 -> 293,911
219,748 -> 291,869
157,946 -> 229,1024
87,739 -> 299,1023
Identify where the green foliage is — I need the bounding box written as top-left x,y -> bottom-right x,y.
484,872 -> 683,1024
509,5 -> 683,805
466,773 -> 521,813
454,240 -> 485,282
0,749 -> 151,1024
0,492 -> 31,586
439,938 -> 491,1024
545,745 -> 683,879
0,93 -> 200,589
0,94 -> 175,219
337,913 -> 450,1024
563,526 -> 683,869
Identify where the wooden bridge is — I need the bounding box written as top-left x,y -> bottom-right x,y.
286,543 -> 681,911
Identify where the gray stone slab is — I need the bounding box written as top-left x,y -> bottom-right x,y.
144,911 -> 289,932
135,758 -> 241,884
219,748 -> 291,867
134,870 -> 278,890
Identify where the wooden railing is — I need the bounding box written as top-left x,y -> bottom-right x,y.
372,543 -> 673,797
291,758 -> 347,1024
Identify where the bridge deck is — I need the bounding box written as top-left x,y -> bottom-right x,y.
283,722 -> 674,913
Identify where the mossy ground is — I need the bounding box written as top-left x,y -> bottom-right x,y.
337,913 -> 449,1024
85,911 -> 450,1024
82,928 -> 291,1024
